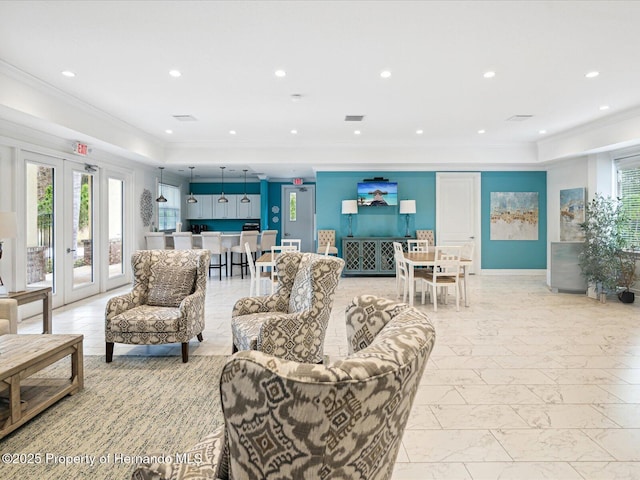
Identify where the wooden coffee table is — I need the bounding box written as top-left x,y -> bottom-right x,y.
0,334 -> 83,439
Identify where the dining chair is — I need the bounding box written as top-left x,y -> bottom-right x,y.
230,231 -> 259,278
421,245 -> 462,312
200,232 -> 227,280
316,229 -> 338,255
257,229 -> 278,255
415,229 -> 435,246
144,232 -> 166,250
459,241 -> 475,305
281,238 -> 301,251
393,241 -> 428,303
407,239 -> 430,252
172,232 -> 194,250
245,242 -> 272,297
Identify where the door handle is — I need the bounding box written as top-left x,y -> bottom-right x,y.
469,236 -> 475,239
284,233 -> 290,236
66,248 -> 76,253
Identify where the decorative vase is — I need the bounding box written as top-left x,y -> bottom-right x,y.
618,290 -> 635,304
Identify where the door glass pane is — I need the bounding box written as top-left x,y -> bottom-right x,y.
73,171 -> 94,287
108,178 -> 124,278
26,163 -> 54,291
289,192 -> 297,221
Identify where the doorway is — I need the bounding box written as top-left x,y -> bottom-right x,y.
436,172 -> 481,272
281,185 -> 316,252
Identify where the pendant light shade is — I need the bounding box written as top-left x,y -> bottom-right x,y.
240,169 -> 251,203
187,166 -> 198,204
218,166 -> 229,203
156,167 -> 167,203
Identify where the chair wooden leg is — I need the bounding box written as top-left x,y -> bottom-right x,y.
219,254 -> 222,281
182,342 -> 189,363
197,333 -> 203,342
106,342 -> 114,362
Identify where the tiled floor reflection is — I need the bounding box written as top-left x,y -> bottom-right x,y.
16,273 -> 640,479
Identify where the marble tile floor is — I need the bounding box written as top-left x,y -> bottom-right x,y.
16,273 -> 640,480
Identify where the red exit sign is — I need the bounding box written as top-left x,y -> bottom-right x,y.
73,142 -> 89,156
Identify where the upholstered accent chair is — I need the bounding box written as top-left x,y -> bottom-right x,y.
0,298 -> 18,335
105,249 -> 210,363
415,229 -> 435,245
231,252 -> 344,363
131,294 -> 436,480
316,229 -> 338,255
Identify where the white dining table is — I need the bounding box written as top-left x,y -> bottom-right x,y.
403,251 -> 473,308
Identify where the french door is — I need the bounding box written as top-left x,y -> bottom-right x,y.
24,152 -> 109,306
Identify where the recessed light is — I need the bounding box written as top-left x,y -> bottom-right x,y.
483,71 -> 496,78
165,129 -> 173,134
275,69 -> 286,78
380,70 -> 391,78
585,71 -> 600,78
354,130 -> 361,135
538,129 -> 547,134
416,129 -> 424,135
290,129 -> 298,135
61,70 -> 76,78
229,130 -> 237,135
169,69 -> 182,78
599,105 -> 610,111
477,129 -> 486,134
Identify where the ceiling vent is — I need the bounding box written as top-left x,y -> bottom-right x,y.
345,115 -> 365,122
506,115 -> 533,122
172,114 -> 198,122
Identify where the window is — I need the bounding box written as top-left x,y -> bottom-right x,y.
158,183 -> 180,231
616,157 -> 640,248
289,192 -> 297,221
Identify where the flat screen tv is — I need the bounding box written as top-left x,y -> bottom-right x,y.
357,181 -> 398,206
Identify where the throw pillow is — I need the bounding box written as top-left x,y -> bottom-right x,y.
147,265 -> 196,307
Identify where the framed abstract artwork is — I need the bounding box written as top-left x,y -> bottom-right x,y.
559,187 -> 586,241
490,192 -> 539,240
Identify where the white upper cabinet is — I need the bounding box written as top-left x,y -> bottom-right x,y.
185,195 -> 213,219
236,194 -> 261,219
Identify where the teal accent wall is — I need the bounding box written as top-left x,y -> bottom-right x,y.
481,171 -> 547,269
316,172 -> 437,254
190,182 -> 260,195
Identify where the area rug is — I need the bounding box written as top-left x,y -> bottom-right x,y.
0,355 -> 226,480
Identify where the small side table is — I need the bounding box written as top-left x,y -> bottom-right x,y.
8,287 -> 53,334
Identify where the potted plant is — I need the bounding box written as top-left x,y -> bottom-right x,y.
617,249 -> 637,303
579,194 -> 629,303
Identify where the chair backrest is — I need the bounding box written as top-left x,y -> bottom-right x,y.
172,232 -> 193,250
407,239 -> 429,252
129,249 -> 210,307
281,238 -> 301,251
239,231 -> 259,252
258,230 -> 278,252
220,294 -> 435,480
317,229 -> 335,248
433,245 -> 461,278
415,229 -> 435,245
460,241 -> 475,261
144,232 -> 166,250
201,232 -> 225,254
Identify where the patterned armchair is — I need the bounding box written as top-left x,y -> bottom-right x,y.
131,294 -> 436,480
232,252 -> 344,363
105,249 -> 210,363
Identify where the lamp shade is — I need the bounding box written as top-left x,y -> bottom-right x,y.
399,200 -> 416,214
341,200 -> 358,215
0,212 -> 17,239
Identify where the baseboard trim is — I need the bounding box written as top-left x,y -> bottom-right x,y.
480,269 -> 547,276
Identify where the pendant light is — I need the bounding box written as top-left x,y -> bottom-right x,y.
156,166 -> 167,203
186,166 -> 198,204
218,166 -> 228,203
240,169 -> 251,203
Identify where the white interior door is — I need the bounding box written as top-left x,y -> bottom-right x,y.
436,172 -> 481,272
282,185 -> 315,252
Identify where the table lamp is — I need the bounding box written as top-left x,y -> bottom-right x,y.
399,200 -> 416,237
342,200 -> 358,237
0,211 -> 17,295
